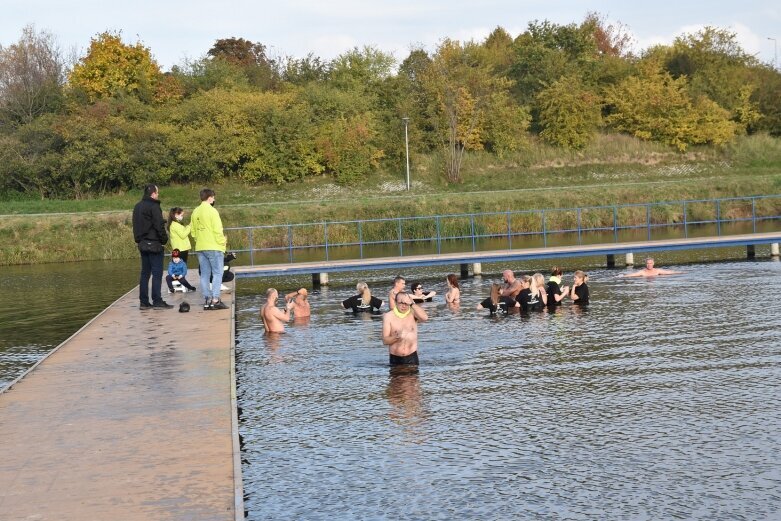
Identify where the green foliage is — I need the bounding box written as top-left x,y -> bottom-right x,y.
605,62 -> 739,150
317,113 -> 382,185
537,76 -> 601,149
4,15 -> 779,199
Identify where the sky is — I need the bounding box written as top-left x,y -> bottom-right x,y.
2,0 -> 779,70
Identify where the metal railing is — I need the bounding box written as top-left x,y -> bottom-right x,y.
225,195 -> 781,266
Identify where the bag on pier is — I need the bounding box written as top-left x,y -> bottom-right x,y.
137,240 -> 163,253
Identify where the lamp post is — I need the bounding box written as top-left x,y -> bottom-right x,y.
770,37 -> 778,70
402,117 -> 410,191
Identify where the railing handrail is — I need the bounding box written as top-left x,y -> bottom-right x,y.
226,194 -> 781,232
224,194 -> 781,265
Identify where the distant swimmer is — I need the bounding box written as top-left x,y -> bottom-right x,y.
410,281 -> 436,303
445,274 -> 461,304
261,288 -> 293,333
621,258 -> 683,277
383,292 -> 428,366
285,288 -> 311,318
342,282 -> 384,313
388,275 -> 407,310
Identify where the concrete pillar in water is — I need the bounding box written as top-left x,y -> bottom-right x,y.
606,254 -> 616,268
625,252 -> 635,267
460,263 -> 469,279
472,263 -> 482,276
747,245 -> 756,259
771,243 -> 780,257
312,272 -> 329,288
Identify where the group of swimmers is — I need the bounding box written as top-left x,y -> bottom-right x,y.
259,257 -> 681,366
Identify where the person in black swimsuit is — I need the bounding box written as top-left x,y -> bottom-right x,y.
569,270 -> 590,304
342,282 -> 384,313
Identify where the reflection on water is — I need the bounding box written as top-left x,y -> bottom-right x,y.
0,259 -> 138,388
236,259 -> 781,520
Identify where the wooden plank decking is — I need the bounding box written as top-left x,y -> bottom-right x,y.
0,279 -> 242,521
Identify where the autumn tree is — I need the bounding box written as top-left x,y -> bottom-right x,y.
604,61 -> 739,150
0,25 -> 67,126
423,39 -> 522,182
207,37 -> 278,90
664,27 -> 761,131
68,32 -> 164,103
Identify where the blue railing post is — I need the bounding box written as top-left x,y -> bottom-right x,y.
436,216 -> 441,254
613,206 -> 618,243
248,229 -> 255,266
683,201 -> 688,238
646,204 -> 652,241
542,210 -> 547,247
358,221 -> 363,259
470,215 -> 476,252
324,222 -> 329,261
288,225 -> 293,263
716,200 -> 721,236
577,208 -> 582,245
752,197 -> 757,233
398,218 -> 403,256
507,211 -> 512,249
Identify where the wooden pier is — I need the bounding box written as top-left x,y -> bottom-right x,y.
0,281 -> 243,521
233,231 -> 781,283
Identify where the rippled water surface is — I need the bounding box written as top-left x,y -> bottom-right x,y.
236,259 -> 781,520
0,259 -> 138,388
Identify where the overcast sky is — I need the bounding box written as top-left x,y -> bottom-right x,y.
2,0 -> 779,69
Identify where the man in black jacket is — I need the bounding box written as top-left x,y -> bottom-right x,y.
132,184 -> 173,309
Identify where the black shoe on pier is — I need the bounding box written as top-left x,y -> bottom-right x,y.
140,302 -> 153,310
152,301 -> 174,309
211,300 -> 229,310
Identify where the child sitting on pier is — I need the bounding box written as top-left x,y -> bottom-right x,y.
166,249 -> 196,293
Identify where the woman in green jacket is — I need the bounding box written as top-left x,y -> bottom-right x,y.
167,207 -> 192,265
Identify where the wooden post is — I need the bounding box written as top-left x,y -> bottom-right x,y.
747,245 -> 756,259
625,252 -> 634,266
606,254 -> 616,268
771,243 -> 780,257
460,263 -> 469,279
472,263 -> 482,276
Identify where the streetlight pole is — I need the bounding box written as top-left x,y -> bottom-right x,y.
769,37 -> 778,70
402,117 -> 410,191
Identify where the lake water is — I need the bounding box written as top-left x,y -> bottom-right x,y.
234,253 -> 781,520
2,250 -> 781,519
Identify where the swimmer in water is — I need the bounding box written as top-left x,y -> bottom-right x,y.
445,274 -> 460,304
410,281 -> 436,303
284,288 -> 311,318
261,288 -> 294,333
382,291 -> 428,366
342,282 -> 384,313
621,257 -> 682,277
388,275 -> 406,311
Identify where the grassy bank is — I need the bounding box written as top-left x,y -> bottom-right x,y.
2,134 -> 781,265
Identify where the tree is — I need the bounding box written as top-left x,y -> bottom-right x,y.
0,25 -> 66,126
423,39 -> 518,182
207,37 -> 278,90
537,75 -> 601,149
605,61 -> 739,150
664,27 -> 761,131
68,31 -> 163,103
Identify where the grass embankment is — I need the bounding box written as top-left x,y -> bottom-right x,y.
2,134 -> 781,265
